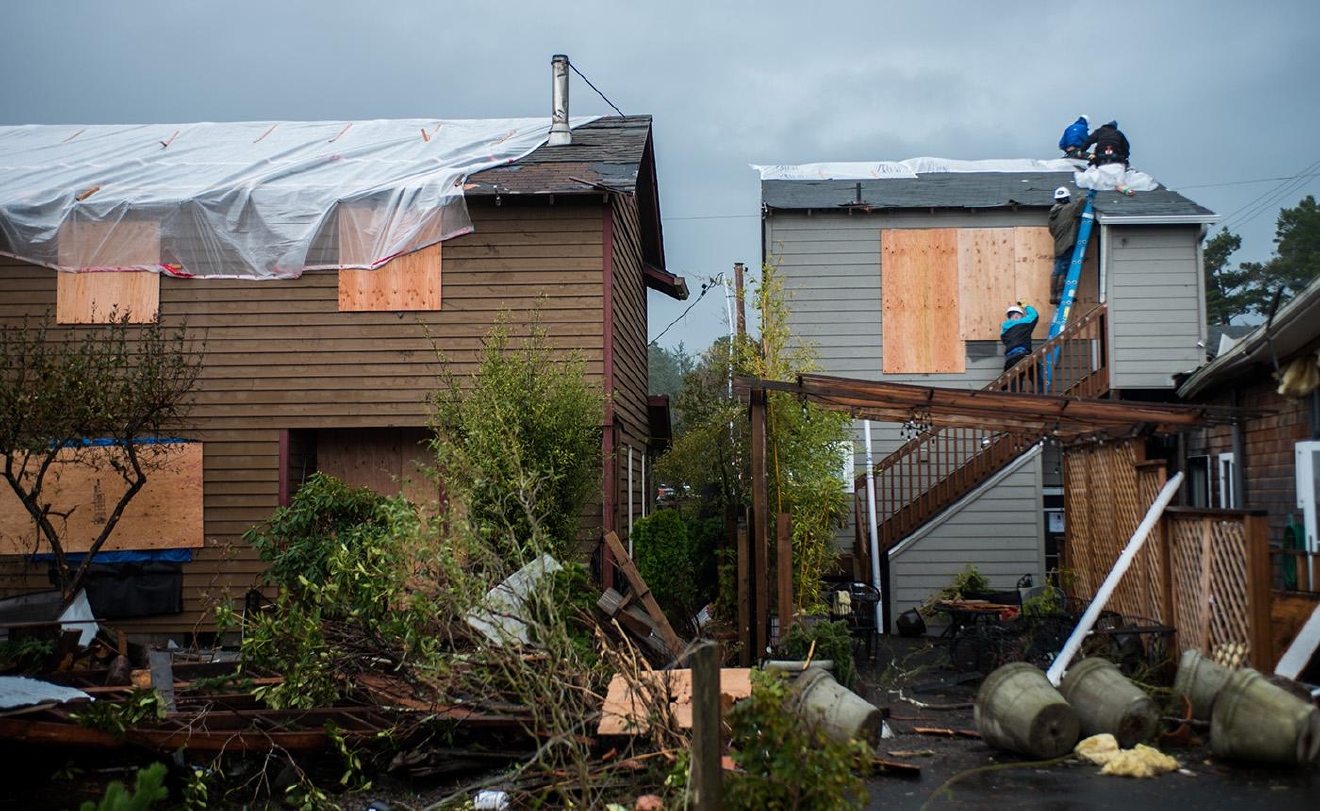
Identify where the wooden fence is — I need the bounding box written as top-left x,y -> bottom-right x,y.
1064,441 -> 1273,670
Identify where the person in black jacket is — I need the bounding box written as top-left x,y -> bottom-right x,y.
1082,120 -> 1130,167
1001,302 -> 1040,371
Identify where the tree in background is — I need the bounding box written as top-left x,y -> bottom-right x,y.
1205,196 -> 1320,324
657,264 -> 851,614
647,342 -> 696,435
0,313 -> 202,606
1251,194 -> 1320,299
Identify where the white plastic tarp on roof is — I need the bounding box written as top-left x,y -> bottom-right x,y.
0,117 -> 598,279
752,157 -> 1085,181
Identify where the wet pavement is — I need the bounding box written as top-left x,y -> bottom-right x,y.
859,635 -> 1319,810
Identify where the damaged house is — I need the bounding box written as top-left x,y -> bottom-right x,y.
0,69 -> 686,640
757,160 -> 1220,629
1176,274 -> 1320,669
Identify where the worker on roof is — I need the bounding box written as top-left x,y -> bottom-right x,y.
1048,187 -> 1088,304
1059,115 -> 1090,158
1001,302 -> 1040,372
1082,120 -> 1130,167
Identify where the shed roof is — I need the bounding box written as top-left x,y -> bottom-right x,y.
1179,275 -> 1320,399
762,172 -> 1216,224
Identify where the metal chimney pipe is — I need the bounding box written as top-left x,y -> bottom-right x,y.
549,54 -> 571,146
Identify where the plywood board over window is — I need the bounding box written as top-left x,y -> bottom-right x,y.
338,206 -> 442,312
1013,227 -> 1056,340
958,229 -> 1016,341
954,227 -> 1057,342
56,219 -> 161,324
881,229 -> 963,374
0,442 -> 203,555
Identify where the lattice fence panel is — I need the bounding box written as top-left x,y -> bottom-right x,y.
1207,519 -> 1252,667
1063,441 -> 1160,618
1166,514 -> 1253,666
1169,517 -> 1208,656
1130,464 -> 1168,623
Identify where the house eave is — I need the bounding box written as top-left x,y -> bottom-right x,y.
1096,214 -> 1222,226
1179,278 -> 1320,399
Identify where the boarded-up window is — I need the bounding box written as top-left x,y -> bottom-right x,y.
882,226 -> 1059,372
956,227 -> 1056,341
338,244 -> 442,311
881,229 -> 963,373
0,442 -> 203,554
337,206 -> 442,312
56,220 -> 161,324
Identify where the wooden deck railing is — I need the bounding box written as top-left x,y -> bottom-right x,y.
1275,548 -> 1320,594
865,305 -> 1109,551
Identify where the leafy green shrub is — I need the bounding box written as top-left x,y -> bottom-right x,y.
725,669 -> 870,810
243,472 -> 393,597
632,509 -> 702,626
79,762 -> 168,811
777,619 -> 857,689
431,316 -> 603,565
238,473 -> 443,708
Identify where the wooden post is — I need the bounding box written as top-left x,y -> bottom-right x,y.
777,512 -> 793,644
1243,512 -> 1273,670
689,641 -> 723,811
737,523 -> 751,667
750,388 -> 769,659
1158,513 -> 1175,635
1198,516 -> 1215,654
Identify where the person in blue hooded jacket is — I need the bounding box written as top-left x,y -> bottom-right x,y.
1059,115 -> 1090,158
1001,302 -> 1040,371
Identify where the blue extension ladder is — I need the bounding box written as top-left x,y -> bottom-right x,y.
1043,189 -> 1097,390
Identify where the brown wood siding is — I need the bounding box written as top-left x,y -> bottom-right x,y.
610,196 -> 651,541
0,199 -> 629,639
1183,371 -> 1317,551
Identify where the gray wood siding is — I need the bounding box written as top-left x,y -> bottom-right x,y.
0,199 -> 633,639
767,210 -> 1032,386
887,448 -> 1045,632
1104,224 -> 1207,390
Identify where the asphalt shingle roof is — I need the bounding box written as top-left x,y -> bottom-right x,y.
466,115 -> 652,196
762,172 -> 1216,219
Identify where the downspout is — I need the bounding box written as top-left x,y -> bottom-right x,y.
863,422 -> 882,630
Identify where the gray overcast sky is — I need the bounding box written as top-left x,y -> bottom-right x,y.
5,1 -> 1318,352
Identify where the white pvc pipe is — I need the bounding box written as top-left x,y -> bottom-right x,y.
627,445 -> 634,539
1046,472 -> 1184,686
864,421 -> 882,629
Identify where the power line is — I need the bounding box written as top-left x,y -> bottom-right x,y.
667,213 -> 761,222
567,60 -> 625,118
1219,159 -> 1320,233
1179,172 -> 1320,190
649,273 -> 724,346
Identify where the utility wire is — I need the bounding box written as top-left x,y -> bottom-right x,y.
1219,159 -> 1320,232
567,60 -> 625,118
649,273 -> 724,346
1179,171 -> 1320,190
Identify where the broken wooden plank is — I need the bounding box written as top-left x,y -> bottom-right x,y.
599,668 -> 753,736
872,756 -> 922,777
604,531 -> 685,658
913,726 -> 981,739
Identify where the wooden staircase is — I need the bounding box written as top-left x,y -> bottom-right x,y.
861,304 -> 1109,552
